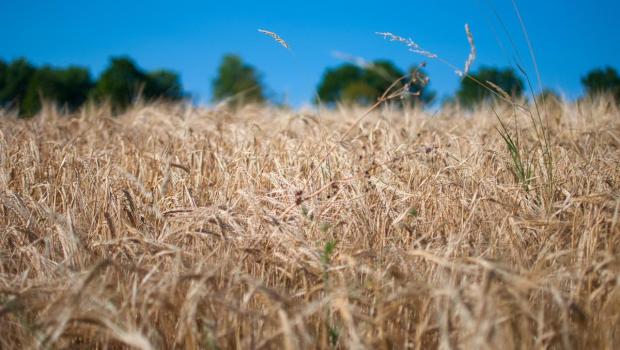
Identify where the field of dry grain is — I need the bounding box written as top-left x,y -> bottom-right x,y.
1,100 -> 619,349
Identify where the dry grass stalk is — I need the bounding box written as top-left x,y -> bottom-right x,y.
460,23 -> 477,77
375,32 -> 438,58
258,29 -> 290,49
486,80 -> 512,101
332,51 -> 372,69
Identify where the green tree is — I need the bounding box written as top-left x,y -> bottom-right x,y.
146,70 -> 184,101
22,66 -> 93,116
0,58 -> 36,111
581,67 -> 620,102
316,60 -> 434,106
57,67 -> 93,108
0,60 -> 7,99
316,64 -> 362,104
340,81 -> 377,105
212,54 -> 265,105
91,57 -> 148,110
456,66 -> 524,108
92,57 -> 184,111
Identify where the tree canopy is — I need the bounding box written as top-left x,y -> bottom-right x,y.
91,57 -> 148,110
22,66 -> 93,116
316,61 -> 434,106
0,57 -> 184,116
212,54 -> 265,105
0,58 -> 35,111
92,57 -> 184,111
581,66 -> 620,102
146,70 -> 184,101
456,66 -> 524,108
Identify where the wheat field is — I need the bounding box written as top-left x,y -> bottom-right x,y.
1,99 -> 619,349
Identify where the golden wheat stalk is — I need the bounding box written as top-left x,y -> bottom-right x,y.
0,100 -> 618,349
258,29 -> 289,49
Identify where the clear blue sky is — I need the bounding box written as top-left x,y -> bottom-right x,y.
1,0 -> 618,106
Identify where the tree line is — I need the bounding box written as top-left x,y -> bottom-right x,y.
217,54 -> 620,108
1,54 -> 619,117
0,57 -> 184,116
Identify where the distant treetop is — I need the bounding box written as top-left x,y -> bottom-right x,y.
22,65 -> 93,116
92,56 -> 184,112
315,60 -> 435,107
0,56 -> 184,117
0,58 -> 35,111
455,66 -> 524,108
211,54 -> 266,106
581,66 -> 620,102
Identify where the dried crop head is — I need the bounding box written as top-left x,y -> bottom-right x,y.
258,29 -> 290,49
